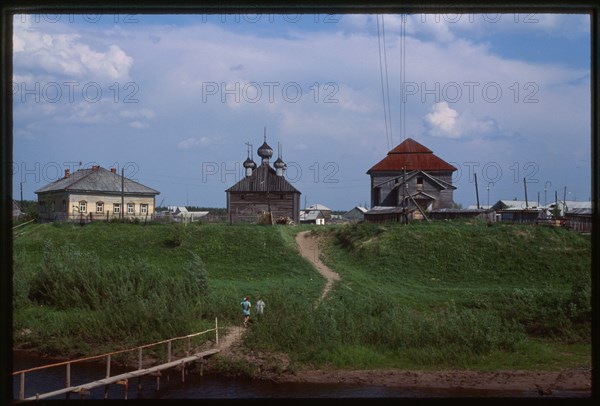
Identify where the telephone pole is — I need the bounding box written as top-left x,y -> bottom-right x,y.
474,173 -> 480,209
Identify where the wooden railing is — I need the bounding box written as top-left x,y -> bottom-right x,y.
13,318 -> 219,400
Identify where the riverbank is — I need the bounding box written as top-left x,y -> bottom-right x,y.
206,329 -> 591,398
261,367 -> 591,396
13,222 -> 591,375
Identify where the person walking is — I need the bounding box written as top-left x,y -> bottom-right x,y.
241,296 -> 251,327
255,298 -> 265,316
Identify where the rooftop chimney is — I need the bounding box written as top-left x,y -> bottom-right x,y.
111,168 -> 116,174
64,169 -> 70,178
92,165 -> 100,171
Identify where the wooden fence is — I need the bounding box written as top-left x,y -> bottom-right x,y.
13,318 -> 220,400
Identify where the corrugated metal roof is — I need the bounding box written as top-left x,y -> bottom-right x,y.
491,200 -> 543,210
365,206 -> 412,214
306,203 -> 331,211
226,164 -> 300,193
35,167 -> 160,195
367,138 -> 456,173
566,208 -> 592,215
352,206 -> 368,213
300,210 -> 324,221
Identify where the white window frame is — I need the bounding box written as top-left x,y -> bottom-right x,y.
127,203 -> 135,214
79,201 -> 87,213
140,204 -> 148,214
113,203 -> 121,214
96,202 -> 104,213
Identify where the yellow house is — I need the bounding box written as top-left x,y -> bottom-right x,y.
35,165 -> 160,222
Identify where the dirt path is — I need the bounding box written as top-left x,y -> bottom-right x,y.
295,230 -> 340,304
215,325 -> 245,352
211,232 -> 591,396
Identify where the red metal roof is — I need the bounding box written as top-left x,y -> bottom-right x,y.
367,138 -> 457,173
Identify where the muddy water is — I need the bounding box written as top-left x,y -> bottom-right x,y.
11,352 -> 586,400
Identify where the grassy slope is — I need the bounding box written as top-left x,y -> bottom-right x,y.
310,221 -> 591,370
12,221 -> 591,371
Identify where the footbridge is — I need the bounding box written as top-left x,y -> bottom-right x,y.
13,318 -> 222,400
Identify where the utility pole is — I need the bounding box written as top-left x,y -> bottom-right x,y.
474,173 -> 480,209
20,182 -> 23,210
563,186 -> 567,214
402,167 -> 407,224
121,168 -> 125,220
523,177 -> 528,208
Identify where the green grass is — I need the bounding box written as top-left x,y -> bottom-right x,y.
12,220 -> 591,372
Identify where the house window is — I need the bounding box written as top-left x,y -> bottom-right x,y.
417,177 -> 424,191
127,203 -> 135,214
39,201 -> 46,213
51,201 -> 55,212
114,203 -> 121,214
140,204 -> 148,214
79,201 -> 87,213
96,202 -> 104,213
62,200 -> 67,212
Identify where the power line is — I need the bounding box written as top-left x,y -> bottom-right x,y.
399,14 -> 406,143
377,14 -> 393,151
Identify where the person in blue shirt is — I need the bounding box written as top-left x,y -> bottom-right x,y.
241,297 -> 251,327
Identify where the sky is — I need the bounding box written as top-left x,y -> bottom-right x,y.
12,12 -> 591,211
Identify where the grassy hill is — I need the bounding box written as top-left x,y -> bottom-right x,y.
12,221 -> 591,371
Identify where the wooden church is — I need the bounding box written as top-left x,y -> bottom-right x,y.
226,133 -> 301,224
366,138 -> 457,222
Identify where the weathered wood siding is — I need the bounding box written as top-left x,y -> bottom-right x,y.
228,192 -> 300,223
370,171 -> 455,209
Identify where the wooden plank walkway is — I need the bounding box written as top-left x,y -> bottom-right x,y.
25,349 -> 219,400
14,318 -> 222,400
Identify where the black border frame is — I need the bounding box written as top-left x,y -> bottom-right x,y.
1,1 -> 598,405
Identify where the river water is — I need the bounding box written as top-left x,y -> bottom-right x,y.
11,352 -> 587,400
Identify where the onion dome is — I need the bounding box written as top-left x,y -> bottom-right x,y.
243,157 -> 257,169
257,141 -> 273,161
273,157 -> 285,169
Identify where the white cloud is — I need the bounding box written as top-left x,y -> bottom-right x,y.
13,19 -> 133,81
424,102 -> 460,137
424,102 -> 498,139
120,109 -> 156,119
129,121 -> 149,129
178,137 -> 211,150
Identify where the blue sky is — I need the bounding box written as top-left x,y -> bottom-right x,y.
12,12 -> 591,210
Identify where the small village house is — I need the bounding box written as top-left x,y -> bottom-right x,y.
155,206 -> 209,223
299,209 -> 326,225
300,203 -> 332,225
343,206 -> 368,222
490,200 -> 544,223
35,166 -> 160,222
226,135 -> 301,224
304,204 -> 332,220
564,207 -> 592,233
548,200 -> 592,232
365,138 -> 457,222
